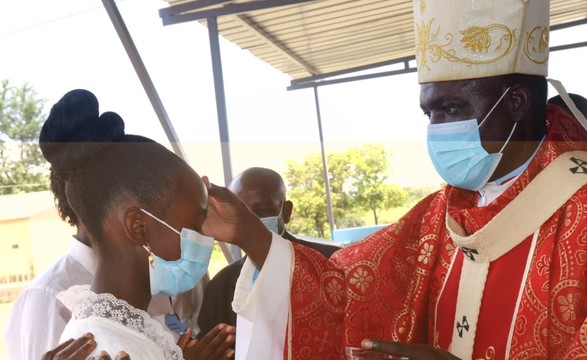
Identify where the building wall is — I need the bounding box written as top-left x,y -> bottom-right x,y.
0,218 -> 34,284
29,207 -> 74,275
0,204 -> 74,302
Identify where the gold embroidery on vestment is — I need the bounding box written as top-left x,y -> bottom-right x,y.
524,26 -> 549,64
416,19 -> 515,69
349,266 -> 374,293
419,0 -> 426,13
325,278 -> 344,305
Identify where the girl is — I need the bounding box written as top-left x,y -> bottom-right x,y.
39,89 -> 233,359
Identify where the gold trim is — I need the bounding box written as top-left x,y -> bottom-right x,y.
419,0 -> 426,14
416,19 -> 515,69
524,26 -> 549,64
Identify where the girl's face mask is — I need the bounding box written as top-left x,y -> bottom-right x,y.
140,209 -> 214,296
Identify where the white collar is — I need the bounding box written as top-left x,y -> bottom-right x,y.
68,236 -> 97,276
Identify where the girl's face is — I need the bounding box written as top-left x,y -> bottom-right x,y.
144,167 -> 208,261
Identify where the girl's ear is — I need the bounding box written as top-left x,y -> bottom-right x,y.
123,207 -> 148,247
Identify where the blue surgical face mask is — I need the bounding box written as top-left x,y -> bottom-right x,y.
140,209 -> 213,296
260,207 -> 285,236
261,216 -> 279,233
426,87 -> 516,191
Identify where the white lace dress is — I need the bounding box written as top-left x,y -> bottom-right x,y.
57,285 -> 183,360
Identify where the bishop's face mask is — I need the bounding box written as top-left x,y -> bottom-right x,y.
426,87 -> 516,191
140,209 -> 213,296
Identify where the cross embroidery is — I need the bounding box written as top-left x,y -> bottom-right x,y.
569,157 -> 587,174
456,316 -> 470,338
461,247 -> 478,261
315,331 -> 331,352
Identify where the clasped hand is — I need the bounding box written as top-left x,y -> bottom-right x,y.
361,339 -> 461,360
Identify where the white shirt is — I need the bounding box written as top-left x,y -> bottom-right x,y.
58,285 -> 182,360
4,237 -> 96,360
3,237 -> 189,359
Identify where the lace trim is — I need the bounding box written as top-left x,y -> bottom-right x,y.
58,285 -> 183,360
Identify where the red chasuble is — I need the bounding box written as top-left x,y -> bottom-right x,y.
287,105 -> 587,359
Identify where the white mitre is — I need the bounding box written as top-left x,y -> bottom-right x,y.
413,0 -> 550,83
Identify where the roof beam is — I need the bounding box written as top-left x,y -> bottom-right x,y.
550,41 -> 587,52
234,14 -> 320,75
291,56 -> 416,86
159,0 -> 232,18
550,18 -> 587,31
288,57 -> 417,91
102,0 -> 187,159
160,0 -> 317,26
289,32 -> 587,91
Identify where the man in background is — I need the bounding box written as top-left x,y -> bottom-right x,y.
197,167 -> 340,339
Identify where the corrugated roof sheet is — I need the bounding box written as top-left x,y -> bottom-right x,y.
161,0 -> 587,80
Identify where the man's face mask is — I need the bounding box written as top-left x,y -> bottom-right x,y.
140,209 -> 213,296
426,87 -> 516,191
260,205 -> 285,236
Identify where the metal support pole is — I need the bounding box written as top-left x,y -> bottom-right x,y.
313,86 -> 335,239
101,0 -> 211,302
207,16 -> 233,187
207,16 -> 240,262
102,0 -> 187,159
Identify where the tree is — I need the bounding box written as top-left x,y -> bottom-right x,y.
285,152 -> 354,238
347,144 -> 408,224
0,80 -> 49,195
285,143 -> 408,238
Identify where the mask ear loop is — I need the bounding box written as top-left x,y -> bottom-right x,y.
477,87 -> 512,129
140,208 -> 181,235
498,121 -> 518,154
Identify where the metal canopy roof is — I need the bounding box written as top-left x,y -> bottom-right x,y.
160,0 -> 587,86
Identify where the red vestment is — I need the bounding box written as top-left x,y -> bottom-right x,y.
287,106 -> 587,359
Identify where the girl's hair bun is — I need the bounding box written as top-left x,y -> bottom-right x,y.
39,89 -> 125,170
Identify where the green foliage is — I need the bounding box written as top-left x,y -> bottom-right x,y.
403,185 -> 443,204
285,143 -> 409,238
0,80 -> 49,195
347,144 -> 408,224
285,153 -> 342,238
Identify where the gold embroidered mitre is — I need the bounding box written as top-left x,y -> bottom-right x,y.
413,0 -> 549,83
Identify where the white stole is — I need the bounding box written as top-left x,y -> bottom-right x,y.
444,150 -> 587,359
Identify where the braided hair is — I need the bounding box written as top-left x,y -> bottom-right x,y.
39,89 -> 186,250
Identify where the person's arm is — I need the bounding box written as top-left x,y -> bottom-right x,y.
201,178 -> 294,359
202,179 -> 271,269
5,288 -> 69,360
42,333 -> 131,360
361,339 -> 460,359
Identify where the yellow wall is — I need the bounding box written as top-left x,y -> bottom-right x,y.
0,207 -> 74,282
29,207 -> 75,275
0,218 -> 33,282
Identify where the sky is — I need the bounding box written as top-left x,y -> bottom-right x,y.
0,0 -> 586,188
